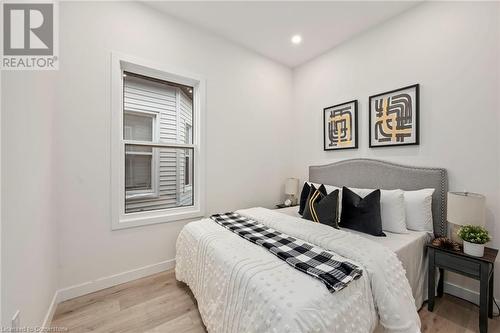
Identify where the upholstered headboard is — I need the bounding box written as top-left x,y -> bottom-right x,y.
309,159 -> 448,237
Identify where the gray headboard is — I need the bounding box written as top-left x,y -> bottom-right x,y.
309,158 -> 448,237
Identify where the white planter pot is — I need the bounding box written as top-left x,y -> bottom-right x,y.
463,240 -> 485,257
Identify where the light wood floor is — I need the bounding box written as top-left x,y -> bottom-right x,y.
51,270 -> 500,333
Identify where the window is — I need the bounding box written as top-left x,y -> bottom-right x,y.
111,53 -> 205,229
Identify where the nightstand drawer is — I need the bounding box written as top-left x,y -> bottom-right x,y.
435,251 -> 480,277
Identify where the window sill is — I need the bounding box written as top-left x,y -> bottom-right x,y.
113,205 -> 203,230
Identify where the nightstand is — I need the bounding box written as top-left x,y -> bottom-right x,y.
427,243 -> 498,333
275,204 -> 298,209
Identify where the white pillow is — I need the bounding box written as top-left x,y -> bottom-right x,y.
404,188 -> 434,232
350,187 -> 408,234
309,182 -> 341,195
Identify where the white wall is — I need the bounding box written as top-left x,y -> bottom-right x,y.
292,1 -> 500,298
1,72 -> 59,326
54,1 -> 293,288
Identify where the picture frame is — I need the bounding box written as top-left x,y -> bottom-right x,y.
323,100 -> 358,151
369,84 -> 419,148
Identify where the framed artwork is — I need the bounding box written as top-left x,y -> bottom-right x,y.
323,100 -> 358,151
369,84 -> 419,148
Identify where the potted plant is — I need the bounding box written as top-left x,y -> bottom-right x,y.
457,225 -> 491,257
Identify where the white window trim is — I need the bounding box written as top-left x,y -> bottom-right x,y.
124,110 -> 160,200
111,52 -> 206,230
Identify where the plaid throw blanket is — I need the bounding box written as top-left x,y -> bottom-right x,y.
210,212 -> 362,293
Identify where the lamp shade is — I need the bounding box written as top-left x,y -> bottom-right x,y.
285,178 -> 299,196
447,192 -> 485,226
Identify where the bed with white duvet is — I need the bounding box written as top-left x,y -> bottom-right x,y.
176,207 -> 420,333
175,159 -> 448,333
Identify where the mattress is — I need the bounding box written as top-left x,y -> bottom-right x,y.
278,206 -> 431,309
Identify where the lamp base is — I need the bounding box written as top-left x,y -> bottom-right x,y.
449,223 -> 463,245
286,194 -> 297,206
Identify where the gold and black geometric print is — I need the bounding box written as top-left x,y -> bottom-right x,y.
374,93 -> 413,143
328,105 -> 353,148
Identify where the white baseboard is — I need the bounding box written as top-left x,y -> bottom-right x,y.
444,281 -> 499,306
444,281 -> 480,304
57,259 -> 176,302
42,259 -> 175,326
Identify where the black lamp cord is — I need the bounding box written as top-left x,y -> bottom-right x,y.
494,297 -> 500,317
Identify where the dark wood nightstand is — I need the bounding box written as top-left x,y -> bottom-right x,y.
275,204 -> 298,209
427,243 -> 498,333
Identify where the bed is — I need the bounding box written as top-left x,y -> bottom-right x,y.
175,159 -> 448,333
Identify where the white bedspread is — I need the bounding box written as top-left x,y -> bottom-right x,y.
277,206 -> 431,309
176,207 -> 421,333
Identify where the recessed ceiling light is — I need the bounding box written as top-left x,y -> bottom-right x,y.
291,35 -> 302,45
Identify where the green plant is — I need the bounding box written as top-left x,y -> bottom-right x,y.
457,225 -> 491,244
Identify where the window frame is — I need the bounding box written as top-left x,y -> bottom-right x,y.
111,52 -> 206,230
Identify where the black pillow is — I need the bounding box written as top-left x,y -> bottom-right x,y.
339,187 -> 386,237
302,187 -> 339,228
298,183 -> 326,215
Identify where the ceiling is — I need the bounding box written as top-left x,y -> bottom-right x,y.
145,1 -> 421,68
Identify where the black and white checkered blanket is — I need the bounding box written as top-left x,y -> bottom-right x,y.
210,212 -> 362,293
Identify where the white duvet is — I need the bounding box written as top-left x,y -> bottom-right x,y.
175,207 -> 421,333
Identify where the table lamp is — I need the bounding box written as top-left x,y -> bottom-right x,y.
447,192 -> 485,244
284,178 -> 299,206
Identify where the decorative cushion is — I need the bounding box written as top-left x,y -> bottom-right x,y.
307,182 -> 342,221
340,187 -> 386,237
299,183 -> 326,215
349,187 -> 407,234
404,188 -> 435,231
302,187 -> 339,228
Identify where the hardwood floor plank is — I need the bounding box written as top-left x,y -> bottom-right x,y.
51,299 -> 121,329
54,271 -> 176,317
51,269 -> 499,332
144,310 -> 205,333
